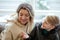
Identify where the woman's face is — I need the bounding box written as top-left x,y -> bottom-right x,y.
18,9 -> 30,25
41,21 -> 55,31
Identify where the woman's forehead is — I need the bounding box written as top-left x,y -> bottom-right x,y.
19,9 -> 29,14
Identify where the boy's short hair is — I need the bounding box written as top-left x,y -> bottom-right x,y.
44,16 -> 59,26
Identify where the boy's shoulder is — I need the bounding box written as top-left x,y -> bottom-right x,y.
34,22 -> 42,30
35,22 -> 42,27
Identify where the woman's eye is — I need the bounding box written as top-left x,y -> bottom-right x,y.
20,14 -> 23,16
25,14 -> 30,17
26,15 -> 29,17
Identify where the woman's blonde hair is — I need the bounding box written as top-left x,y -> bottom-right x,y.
44,16 -> 59,26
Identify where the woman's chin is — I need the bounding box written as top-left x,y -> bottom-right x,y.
21,22 -> 27,25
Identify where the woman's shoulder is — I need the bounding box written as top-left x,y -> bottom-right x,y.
5,22 -> 15,31
5,13 -> 18,30
6,13 -> 18,21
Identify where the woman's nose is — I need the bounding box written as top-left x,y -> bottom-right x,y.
22,16 -> 26,19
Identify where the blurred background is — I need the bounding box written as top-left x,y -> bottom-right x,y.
0,0 -> 60,23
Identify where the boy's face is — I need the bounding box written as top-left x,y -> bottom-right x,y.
41,21 -> 55,31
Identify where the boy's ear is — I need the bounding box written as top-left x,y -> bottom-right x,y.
51,25 -> 55,29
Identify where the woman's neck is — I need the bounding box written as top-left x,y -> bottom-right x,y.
17,19 -> 28,26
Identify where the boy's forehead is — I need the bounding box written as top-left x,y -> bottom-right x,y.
44,20 -> 52,25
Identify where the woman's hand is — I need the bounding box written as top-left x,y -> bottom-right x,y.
20,32 -> 29,39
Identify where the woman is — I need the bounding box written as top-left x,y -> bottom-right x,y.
1,3 -> 34,40
26,16 -> 59,40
